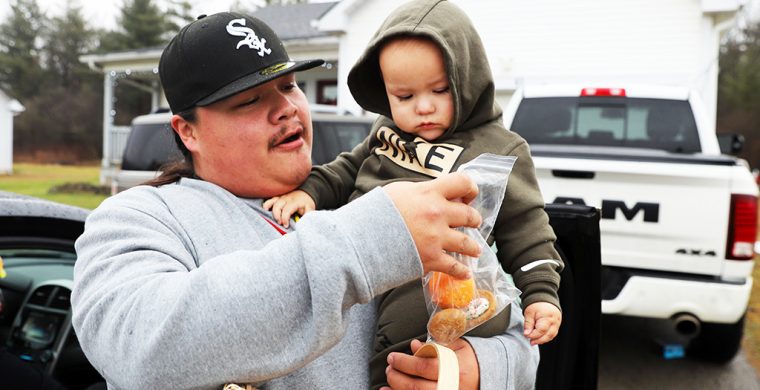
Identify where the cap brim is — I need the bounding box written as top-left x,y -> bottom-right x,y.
196,59 -> 325,107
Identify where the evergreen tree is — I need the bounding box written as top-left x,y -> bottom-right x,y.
122,0 -> 170,48
13,1 -> 103,161
717,18 -> 760,165
98,0 -> 173,52
719,21 -> 760,114
0,0 -> 48,99
45,1 -> 98,88
166,0 -> 195,31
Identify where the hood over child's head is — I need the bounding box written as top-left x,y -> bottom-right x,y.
348,0 -> 502,137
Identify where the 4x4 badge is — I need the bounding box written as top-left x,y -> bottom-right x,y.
676,249 -> 716,256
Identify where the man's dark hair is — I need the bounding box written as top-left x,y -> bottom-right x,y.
145,109 -> 198,187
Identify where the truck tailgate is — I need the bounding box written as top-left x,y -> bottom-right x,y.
533,154 -> 732,276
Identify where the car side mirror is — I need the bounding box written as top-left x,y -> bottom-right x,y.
718,133 -> 744,154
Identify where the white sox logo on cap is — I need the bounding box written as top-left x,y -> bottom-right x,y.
226,18 -> 272,57
160,12 -> 323,113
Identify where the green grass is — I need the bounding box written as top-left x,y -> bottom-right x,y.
744,229 -> 760,372
0,163 -> 109,209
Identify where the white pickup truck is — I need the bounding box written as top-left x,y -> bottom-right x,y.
503,84 -> 758,362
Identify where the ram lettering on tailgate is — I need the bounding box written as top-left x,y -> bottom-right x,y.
553,197 -> 660,222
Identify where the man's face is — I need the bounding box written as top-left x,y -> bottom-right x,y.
175,73 -> 313,198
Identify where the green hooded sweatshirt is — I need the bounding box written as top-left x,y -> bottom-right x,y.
300,0 -> 562,315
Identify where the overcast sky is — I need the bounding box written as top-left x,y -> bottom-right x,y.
0,0 -> 758,31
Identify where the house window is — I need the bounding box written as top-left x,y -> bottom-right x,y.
317,80 -> 338,105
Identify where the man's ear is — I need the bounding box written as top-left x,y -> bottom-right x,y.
171,114 -> 200,152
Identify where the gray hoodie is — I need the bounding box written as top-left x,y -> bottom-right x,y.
72,178 -> 538,389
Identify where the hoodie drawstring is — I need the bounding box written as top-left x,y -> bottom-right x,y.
404,141 -> 420,164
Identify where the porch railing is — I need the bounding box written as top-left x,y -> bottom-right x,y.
109,125 -> 131,165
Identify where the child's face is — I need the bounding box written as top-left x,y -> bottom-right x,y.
379,38 -> 454,141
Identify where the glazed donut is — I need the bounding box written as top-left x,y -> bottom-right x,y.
466,289 -> 497,328
428,308 -> 467,345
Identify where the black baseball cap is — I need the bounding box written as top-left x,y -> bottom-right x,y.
159,12 -> 324,113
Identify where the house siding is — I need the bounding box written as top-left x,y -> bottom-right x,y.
0,94 -> 13,174
333,0 -> 730,127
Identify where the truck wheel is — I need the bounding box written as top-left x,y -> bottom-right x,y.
688,314 -> 745,364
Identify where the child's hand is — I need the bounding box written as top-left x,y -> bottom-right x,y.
263,190 -> 316,228
523,302 -> 562,345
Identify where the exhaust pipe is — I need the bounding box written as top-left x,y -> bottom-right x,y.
672,313 -> 701,338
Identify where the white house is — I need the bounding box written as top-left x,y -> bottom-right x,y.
319,0 -> 744,131
82,0 -> 745,184
0,89 -> 25,175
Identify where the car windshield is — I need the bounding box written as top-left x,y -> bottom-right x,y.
0,249 -> 77,261
121,122 -> 182,171
312,120 -> 372,165
511,97 -> 701,153
0,249 -> 77,271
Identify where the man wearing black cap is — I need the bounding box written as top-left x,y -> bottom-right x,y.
156,12 -> 327,199
71,12 -> 526,389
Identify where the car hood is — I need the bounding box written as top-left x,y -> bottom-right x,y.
0,191 -> 89,221
0,191 -> 89,243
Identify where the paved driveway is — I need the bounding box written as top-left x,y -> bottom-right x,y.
597,315 -> 760,389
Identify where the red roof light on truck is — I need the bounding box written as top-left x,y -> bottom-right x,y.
726,194 -> 758,260
580,87 -> 626,97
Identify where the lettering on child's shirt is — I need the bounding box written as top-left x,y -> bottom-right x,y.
374,126 -> 464,178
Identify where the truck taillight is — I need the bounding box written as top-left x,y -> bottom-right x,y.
726,194 -> 757,260
580,87 -> 626,97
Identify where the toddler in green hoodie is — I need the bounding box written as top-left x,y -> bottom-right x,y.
265,1 -> 563,388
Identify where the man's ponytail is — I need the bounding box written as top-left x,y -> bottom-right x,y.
144,109 -> 198,187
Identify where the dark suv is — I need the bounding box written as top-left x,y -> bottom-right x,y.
112,111 -> 375,193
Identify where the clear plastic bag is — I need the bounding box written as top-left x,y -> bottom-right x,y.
423,153 -> 521,345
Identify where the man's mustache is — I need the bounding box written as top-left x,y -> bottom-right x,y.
268,122 -> 306,149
